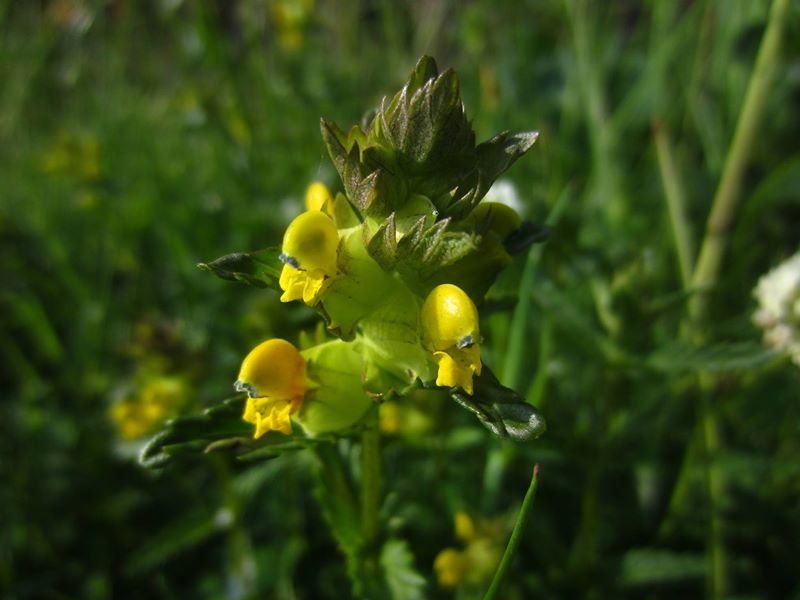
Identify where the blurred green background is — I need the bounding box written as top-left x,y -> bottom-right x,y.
2,0 -> 799,598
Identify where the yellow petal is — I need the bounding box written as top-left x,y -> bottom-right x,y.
281,211 -> 339,275
279,264 -> 306,302
236,339 -> 307,400
421,284 -> 480,351
434,351 -> 475,395
301,269 -> 330,305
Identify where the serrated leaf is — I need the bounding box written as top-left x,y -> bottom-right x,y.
320,118 -> 349,174
139,396 -> 306,468
198,247 -> 283,290
380,539 -> 427,600
444,131 -> 539,218
647,341 -> 778,373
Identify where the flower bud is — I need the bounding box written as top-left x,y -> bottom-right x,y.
421,284 -> 482,394
235,339 -> 307,437
279,211 -> 339,305
304,181 -> 334,214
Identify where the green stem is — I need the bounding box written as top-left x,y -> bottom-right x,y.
361,427 -> 382,549
525,317 -> 553,407
688,0 -> 790,326
653,121 -> 694,289
483,465 -> 541,600
678,3 -> 790,598
502,186 -> 571,390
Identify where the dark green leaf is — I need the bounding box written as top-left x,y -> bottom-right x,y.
198,247 -> 283,290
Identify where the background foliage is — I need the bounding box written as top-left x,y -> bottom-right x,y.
2,0 -> 799,598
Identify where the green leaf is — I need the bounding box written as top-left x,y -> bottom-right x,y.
125,507 -> 222,576
139,396 -> 310,468
449,369 -> 546,442
647,341 -> 778,373
621,548 -> 705,587
380,539 -> 427,600
197,247 -> 283,290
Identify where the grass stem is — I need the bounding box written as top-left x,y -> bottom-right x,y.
483,465 -> 540,600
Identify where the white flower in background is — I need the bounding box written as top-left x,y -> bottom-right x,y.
483,179 -> 524,215
753,251 -> 800,365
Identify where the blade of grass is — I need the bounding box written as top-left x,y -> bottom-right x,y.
483,465 -> 540,600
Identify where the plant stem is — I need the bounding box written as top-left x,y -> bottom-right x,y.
483,465 -> 541,600
502,186 -> 571,390
653,121 -> 694,289
679,2 -> 790,598
688,0 -> 790,326
361,427 -> 382,549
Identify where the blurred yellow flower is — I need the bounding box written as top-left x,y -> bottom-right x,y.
421,284 -> 482,394
40,130 -> 99,181
304,181 -> 334,214
271,0 -> 314,52
433,511 -> 504,590
455,511 -> 476,542
109,377 -> 186,440
433,548 -> 468,589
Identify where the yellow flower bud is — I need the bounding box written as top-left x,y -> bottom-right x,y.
304,181 -> 334,214
279,211 -> 339,305
235,339 -> 307,438
471,201 -> 521,238
421,284 -> 482,394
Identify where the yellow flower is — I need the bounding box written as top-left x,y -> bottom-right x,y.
109,377 -> 186,440
420,284 -> 482,394
279,211 -> 339,305
470,201 -> 521,238
304,181 -> 334,214
235,339 -> 308,438
434,512 -> 504,590
433,548 -> 468,589
454,511 -> 476,542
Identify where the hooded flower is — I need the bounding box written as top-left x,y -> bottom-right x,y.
235,338 -> 308,437
279,211 -> 339,305
421,284 -> 482,394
